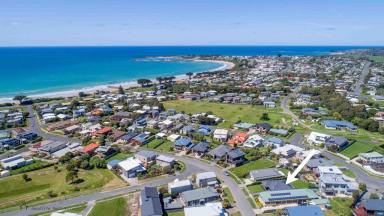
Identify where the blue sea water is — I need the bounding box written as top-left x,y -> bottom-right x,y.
0,46 -> 378,98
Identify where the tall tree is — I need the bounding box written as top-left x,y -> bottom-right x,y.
117,85 -> 125,94
186,72 -> 193,80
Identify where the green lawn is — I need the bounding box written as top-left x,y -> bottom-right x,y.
89,197 -> 127,216
327,198 -> 353,216
231,212 -> 242,216
166,210 -> 185,216
247,184 -> 265,193
291,180 -> 315,189
223,187 -> 235,203
0,166 -> 122,210
229,159 -> 276,179
340,141 -> 376,158
155,140 -> 173,151
163,100 -> 292,128
106,152 -> 133,162
342,169 -> 356,178
144,139 -> 164,149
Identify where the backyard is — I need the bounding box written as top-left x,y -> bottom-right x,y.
229,159 -> 276,179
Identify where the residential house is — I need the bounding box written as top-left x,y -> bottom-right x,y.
261,180 -> 293,191
184,202 -> 228,216
258,189 -> 319,206
321,120 -> 358,131
174,137 -> 194,151
266,137 -> 284,148
131,133 -> 152,145
135,150 -> 157,167
359,152 -> 384,165
243,134 -> 264,148
39,141 -> 67,155
191,141 -> 210,157
307,132 -> 331,146
250,168 -> 284,182
272,144 -> 304,158
140,187 -> 163,216
168,179 -> 193,195
180,187 -> 220,207
196,172 -> 218,188
213,129 -> 229,141
0,154 -> 33,170
254,123 -> 272,134
81,143 -> 99,155
353,199 -> 384,216
118,157 -> 146,178
286,205 -> 324,216
324,136 -> 349,151
227,132 -> 248,147
318,166 -> 358,196
156,155 -> 175,168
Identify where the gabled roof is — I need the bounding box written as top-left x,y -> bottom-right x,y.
286,205 -> 324,216
208,145 -> 231,157
140,187 -> 163,216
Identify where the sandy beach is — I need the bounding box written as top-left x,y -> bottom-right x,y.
0,59 -> 234,104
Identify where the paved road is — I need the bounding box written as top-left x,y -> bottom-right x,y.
354,61 -> 371,97
26,105 -> 79,143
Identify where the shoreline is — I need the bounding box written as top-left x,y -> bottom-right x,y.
0,59 -> 234,104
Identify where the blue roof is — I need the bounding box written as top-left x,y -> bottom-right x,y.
286,205 -> 324,216
107,159 -> 121,166
321,120 -> 357,130
174,137 -> 192,147
267,137 -> 284,145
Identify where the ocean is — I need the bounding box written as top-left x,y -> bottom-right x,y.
0,46 -> 377,99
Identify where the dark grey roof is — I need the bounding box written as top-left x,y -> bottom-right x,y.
262,180 -> 293,191
136,150 -> 157,159
250,168 -> 283,181
364,199 -> 384,211
227,148 -> 245,159
208,145 -> 231,158
306,158 -> 333,169
191,141 -> 210,153
325,136 -> 349,147
255,123 -> 272,130
140,187 -> 163,216
181,187 -> 219,202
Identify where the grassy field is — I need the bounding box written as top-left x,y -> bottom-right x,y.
231,212 -> 242,216
340,141 -> 376,158
229,159 -> 276,179
326,198 -> 353,216
89,197 -> 127,216
106,152 -> 133,162
163,100 -> 292,128
0,166 -> 124,210
247,184 -> 265,193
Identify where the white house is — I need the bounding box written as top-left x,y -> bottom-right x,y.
168,179 -> 193,194
213,129 -> 229,141
307,132 -> 331,145
359,152 -> 384,164
118,157 -> 146,179
243,134 -> 264,148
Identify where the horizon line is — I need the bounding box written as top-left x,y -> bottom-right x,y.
1,44 -> 384,48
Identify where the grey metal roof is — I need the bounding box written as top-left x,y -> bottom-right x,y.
261,180 -> 293,191
364,199 -> 384,211
250,168 -> 284,181
208,145 -> 231,158
181,187 -> 219,202
306,158 -> 333,169
140,187 -> 163,216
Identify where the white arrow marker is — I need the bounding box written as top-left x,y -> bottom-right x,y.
286,149 -> 318,184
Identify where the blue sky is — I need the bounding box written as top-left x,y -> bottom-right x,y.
1,0 -> 384,46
